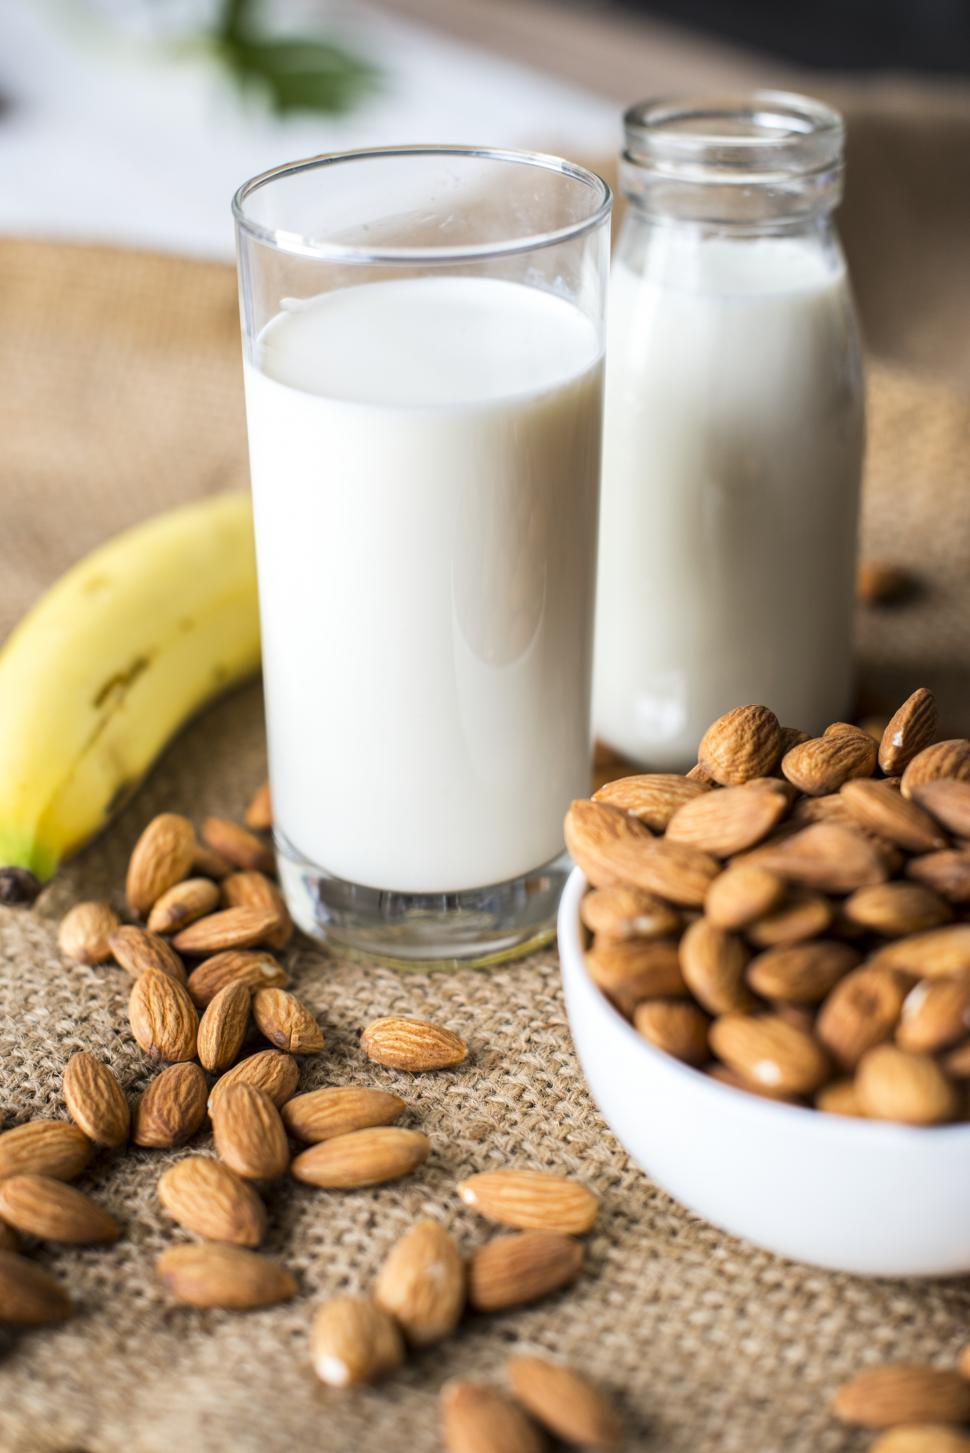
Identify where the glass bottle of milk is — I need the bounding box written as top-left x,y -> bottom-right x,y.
594,92 -> 865,767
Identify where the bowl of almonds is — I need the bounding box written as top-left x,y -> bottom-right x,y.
557,691 -> 970,1277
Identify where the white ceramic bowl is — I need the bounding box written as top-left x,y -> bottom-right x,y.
558,866 -> 970,1277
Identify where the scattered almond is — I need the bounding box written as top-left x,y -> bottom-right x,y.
291,1127 -> 429,1189
146,877 -> 220,935
282,1086 -> 406,1144
468,1229 -> 583,1312
310,1294 -> 404,1386
252,987 -> 324,1055
361,1016 -> 467,1072
191,843 -> 233,880
221,871 -> 292,949
441,1381 -> 545,1453
856,1044 -> 958,1125
870,1428 -> 970,1453
186,948 -> 288,1007
201,817 -> 275,874
125,812 -> 196,917
374,1219 -> 465,1345
157,1155 -> 266,1246
172,905 -> 285,956
507,1354 -> 622,1450
128,968 -> 198,1062
244,781 -> 273,832
0,1120 -> 92,1182
634,999 -> 710,1065
133,1062 -> 208,1148
857,558 -> 912,605
109,925 -> 187,983
58,900 -> 119,964
880,688 -> 938,775
62,1051 -> 129,1147
211,1083 -> 290,1181
833,1365 -> 970,1428
0,1174 -> 119,1243
0,1249 -> 73,1325
458,1169 -> 598,1236
697,705 -> 782,785
156,1243 -> 296,1308
208,1049 -> 299,1112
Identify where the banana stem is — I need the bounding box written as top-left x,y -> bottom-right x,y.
0,868 -> 42,906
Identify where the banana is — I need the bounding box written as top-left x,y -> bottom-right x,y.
0,492 -> 260,898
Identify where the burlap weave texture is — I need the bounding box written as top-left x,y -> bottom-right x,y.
0,237 -> 968,1452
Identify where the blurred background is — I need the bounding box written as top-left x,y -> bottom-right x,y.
1,0 -> 969,383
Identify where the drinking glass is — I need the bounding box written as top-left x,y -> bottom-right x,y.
234,147 -> 611,967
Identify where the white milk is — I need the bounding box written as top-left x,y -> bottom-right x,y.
594,232 -> 864,768
243,276 -> 603,893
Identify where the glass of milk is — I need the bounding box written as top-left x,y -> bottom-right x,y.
595,93 -> 865,768
233,147 -> 611,967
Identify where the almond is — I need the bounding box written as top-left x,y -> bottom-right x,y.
132,1062 -> 208,1148
871,1429 -> 970,1453
779,725 -> 810,754
906,850 -> 970,904
943,1040 -> 970,1079
201,817 -> 275,874
109,925 -> 187,983
157,1155 -> 266,1246
506,1355 -> 622,1450
0,1120 -> 92,1181
706,1064 -> 803,1105
197,981 -> 251,1072
704,864 -> 785,931
128,968 -> 198,1062
843,882 -> 952,937
62,1051 -> 129,1147
857,559 -> 912,604
782,730 -> 877,796
252,987 -> 324,1054
361,1016 -> 467,1072
281,1087 -> 406,1143
742,822 -> 888,894
244,780 -> 273,832
191,843 -> 233,880
901,739 -> 970,800
458,1169 -> 598,1235
0,1250 -> 72,1325
211,1083 -> 289,1181
291,1127 -> 430,1189
666,782 -> 788,856
871,925 -> 970,979
698,705 -> 782,785
187,948 -> 288,1007
624,839 -> 722,908
0,1219 -> 18,1252
593,772 -> 709,830
634,999 -> 710,1065
579,886 -> 680,941
679,918 -> 754,1014
126,812 -> 196,917
146,877 -> 220,935
441,1381 -> 545,1453
156,1243 -> 296,1308
0,1174 -> 119,1243
815,1079 -> 866,1117
208,1049 -> 299,1112
913,779 -> 970,838
221,871 -> 292,949
746,940 -> 859,1006
564,799 -> 654,888
686,760 -> 716,784
172,905 -> 284,956
709,1014 -> 831,1095
816,965 -> 910,1069
880,688 -> 938,775
833,1366 -> 970,1428
468,1230 -> 583,1312
310,1295 -> 404,1386
374,1219 -> 465,1345
856,1045 -> 957,1124
746,887 -> 834,947
840,779 -> 946,853
584,937 -> 686,1017
58,900 -> 120,964
897,979 -> 970,1054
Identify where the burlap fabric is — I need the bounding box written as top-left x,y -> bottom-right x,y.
0,229 -> 968,1453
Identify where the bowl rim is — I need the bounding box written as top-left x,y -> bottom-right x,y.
558,865 -> 970,1145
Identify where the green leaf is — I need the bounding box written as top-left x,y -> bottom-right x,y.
224,35 -> 378,115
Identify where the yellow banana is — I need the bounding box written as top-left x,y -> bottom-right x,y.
0,493 -> 260,898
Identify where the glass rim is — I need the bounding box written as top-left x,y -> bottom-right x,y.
232,144 -> 613,263
624,89 -> 843,173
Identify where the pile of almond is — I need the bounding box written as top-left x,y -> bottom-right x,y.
832,1350 -> 970,1452
572,689 -> 970,1121
0,787 -> 619,1450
